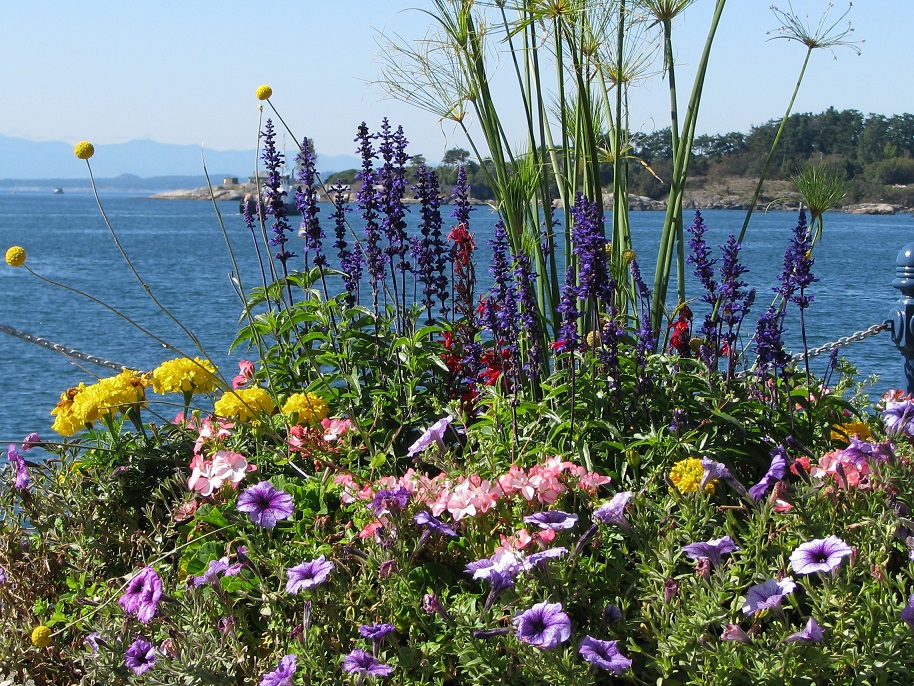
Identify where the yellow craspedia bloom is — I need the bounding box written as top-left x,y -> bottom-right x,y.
214,386 -> 275,422
831,421 -> 872,444
622,249 -> 637,264
74,141 -> 95,160
669,457 -> 715,495
5,245 -> 26,267
51,384 -> 91,436
151,357 -> 219,395
255,85 -> 273,101
30,625 -> 52,648
282,392 -> 329,425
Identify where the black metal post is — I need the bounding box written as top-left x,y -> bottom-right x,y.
891,243 -> 914,394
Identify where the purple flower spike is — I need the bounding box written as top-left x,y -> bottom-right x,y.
342,649 -> 394,677
578,636 -> 632,673
407,415 -> 454,457
118,567 -> 162,623
784,617 -> 825,644
682,536 -> 740,568
286,555 -> 334,594
523,510 -> 579,531
790,536 -> 852,575
593,491 -> 633,531
413,510 -> 457,537
124,636 -> 157,676
237,481 -> 294,529
513,601 -> 572,649
6,444 -> 29,490
742,578 -> 796,615
901,594 -> 914,629
359,623 -> 396,642
260,654 -> 297,686
749,445 -> 787,501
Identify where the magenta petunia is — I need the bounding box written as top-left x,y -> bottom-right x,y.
789,536 -> 852,575
118,566 -> 163,623
237,481 -> 294,528
192,556 -> 243,587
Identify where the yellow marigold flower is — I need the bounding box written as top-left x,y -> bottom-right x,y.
282,392 -> 329,425
669,457 -> 715,495
74,141 -> 95,160
5,245 -> 26,267
831,421 -> 872,444
51,384 -> 91,436
30,625 -> 52,648
214,386 -> 274,422
255,84 -> 273,101
151,357 -> 219,395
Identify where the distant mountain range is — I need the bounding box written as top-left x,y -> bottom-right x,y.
0,135 -> 362,182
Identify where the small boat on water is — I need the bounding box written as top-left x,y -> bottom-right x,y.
53,188 -> 64,194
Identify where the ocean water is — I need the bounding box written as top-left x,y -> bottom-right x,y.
2,190 -> 912,445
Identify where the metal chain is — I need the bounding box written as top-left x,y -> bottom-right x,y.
790,320 -> 891,363
0,323 -> 130,372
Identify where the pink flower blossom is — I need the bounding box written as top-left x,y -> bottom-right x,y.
321,418 -> 353,442
194,417 -> 234,454
232,360 -> 255,390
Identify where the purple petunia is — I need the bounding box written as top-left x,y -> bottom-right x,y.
742,577 -> 796,615
902,594 -> 914,629
342,649 -> 394,677
413,510 -> 457,537
359,623 -> 396,642
237,481 -> 294,529
192,556 -> 243,587
6,444 -> 29,490
523,510 -> 579,531
119,566 -> 163,623
22,432 -> 41,450
84,632 -> 101,655
124,636 -> 157,676
883,400 -> 914,437
406,415 -> 454,457
682,536 -> 740,568
789,536 -> 852,575
0,566 -> 6,584
520,547 -> 568,572
700,458 -> 748,496
513,601 -> 572,649
593,491 -> 633,531
578,636 -> 632,673
721,623 -> 752,644
286,555 -> 334,594
784,617 -> 825,644
260,654 -> 297,686
466,549 -> 522,581
370,486 -> 411,516
749,445 -> 787,501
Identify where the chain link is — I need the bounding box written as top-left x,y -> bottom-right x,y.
790,320 -> 891,363
0,323 -> 130,372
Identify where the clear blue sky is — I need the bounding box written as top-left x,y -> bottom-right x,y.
1,1 -> 909,163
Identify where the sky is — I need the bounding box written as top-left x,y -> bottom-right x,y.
1,1 -> 910,165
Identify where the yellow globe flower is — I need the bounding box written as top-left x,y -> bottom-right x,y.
255,84 -> 273,101
282,392 -> 329,425
5,245 -> 26,267
151,357 -> 219,395
74,141 -> 95,160
669,457 -> 715,495
30,625 -> 52,648
622,249 -> 637,264
214,386 -> 275,422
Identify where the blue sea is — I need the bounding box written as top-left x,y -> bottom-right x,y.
2,190 -> 913,446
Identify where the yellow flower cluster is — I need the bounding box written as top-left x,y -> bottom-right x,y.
50,370 -> 149,436
669,457 -> 716,495
30,625 -> 52,648
830,421 -> 872,444
73,141 -> 95,160
151,356 -> 219,395
281,392 -> 329,425
214,386 -> 274,422
255,84 -> 273,101
5,245 -> 26,267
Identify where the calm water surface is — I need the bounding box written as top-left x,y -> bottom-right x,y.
2,191 -> 913,445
